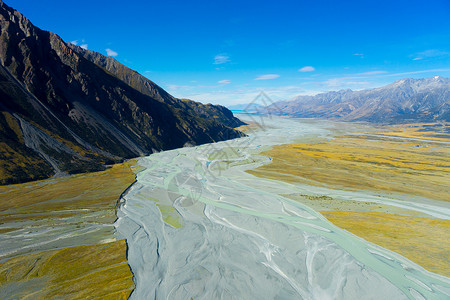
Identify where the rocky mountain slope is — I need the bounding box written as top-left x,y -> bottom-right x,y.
70,45 -> 242,129
0,1 -> 244,184
268,76 -> 450,123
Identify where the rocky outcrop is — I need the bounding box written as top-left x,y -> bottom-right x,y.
0,1 -> 245,184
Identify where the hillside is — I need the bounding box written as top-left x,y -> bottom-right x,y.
0,1 -> 244,184
268,76 -> 450,123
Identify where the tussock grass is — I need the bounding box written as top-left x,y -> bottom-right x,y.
248,136 -> 449,202
248,128 -> 450,277
322,211 -> 450,276
0,161 -> 136,298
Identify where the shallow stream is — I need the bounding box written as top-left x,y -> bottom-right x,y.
116,116 -> 450,299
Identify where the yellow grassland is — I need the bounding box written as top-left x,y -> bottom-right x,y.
0,160 -> 136,212
0,240 -> 133,299
248,137 -> 449,202
235,122 -> 261,133
248,127 -> 450,277
322,211 -> 450,277
375,122 -> 450,142
0,161 -> 136,299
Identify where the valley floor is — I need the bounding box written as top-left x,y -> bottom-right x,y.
247,122 -> 450,276
0,161 -> 136,299
116,116 -> 449,299
0,117 -> 449,299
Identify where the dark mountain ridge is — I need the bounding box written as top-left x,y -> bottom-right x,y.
0,1 -> 244,184
268,76 -> 450,123
70,44 -> 242,129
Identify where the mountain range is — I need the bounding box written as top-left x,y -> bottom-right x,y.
0,1 -> 244,184
266,76 -> 450,123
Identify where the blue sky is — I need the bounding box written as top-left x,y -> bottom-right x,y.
9,0 -> 450,105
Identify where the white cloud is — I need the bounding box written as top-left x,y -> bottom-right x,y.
385,68 -> 450,77
213,54 -> 230,65
167,84 -> 187,91
298,66 -> 315,72
347,81 -> 370,85
412,49 -> 450,61
323,77 -> 372,88
353,53 -> 364,58
171,86 -> 313,106
80,44 -> 88,50
106,48 -> 118,57
324,78 -> 341,88
70,40 -> 78,45
254,74 -> 280,80
218,79 -> 231,84
356,70 -> 388,76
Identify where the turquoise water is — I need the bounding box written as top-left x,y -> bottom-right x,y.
116,116 -> 450,299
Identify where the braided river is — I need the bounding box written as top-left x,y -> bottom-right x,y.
116,115 -> 450,299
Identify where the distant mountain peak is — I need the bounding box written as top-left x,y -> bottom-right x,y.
268,76 -> 450,123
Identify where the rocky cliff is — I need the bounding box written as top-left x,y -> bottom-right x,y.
0,1 -> 245,184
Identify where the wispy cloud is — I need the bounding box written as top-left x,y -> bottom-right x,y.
385,68 -> 450,77
218,79 -> 231,84
347,81 -> 370,85
213,54 -> 230,65
166,84 -> 195,92
71,39 -> 88,49
170,85 -> 315,106
298,66 -> 315,72
412,49 -> 450,61
322,77 -> 372,89
106,48 -> 118,57
254,74 -> 280,80
356,70 -> 388,76
319,68 -> 450,90
353,53 -> 364,58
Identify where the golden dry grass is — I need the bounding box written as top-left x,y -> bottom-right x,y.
0,160 -> 136,299
322,211 -> 450,276
235,122 -> 261,133
0,240 -> 133,299
375,122 -> 450,142
248,136 -> 449,202
0,160 -> 136,213
248,130 -> 450,277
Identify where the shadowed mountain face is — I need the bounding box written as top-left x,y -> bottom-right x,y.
69,45 -> 243,129
268,77 -> 450,123
0,1 -> 244,184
